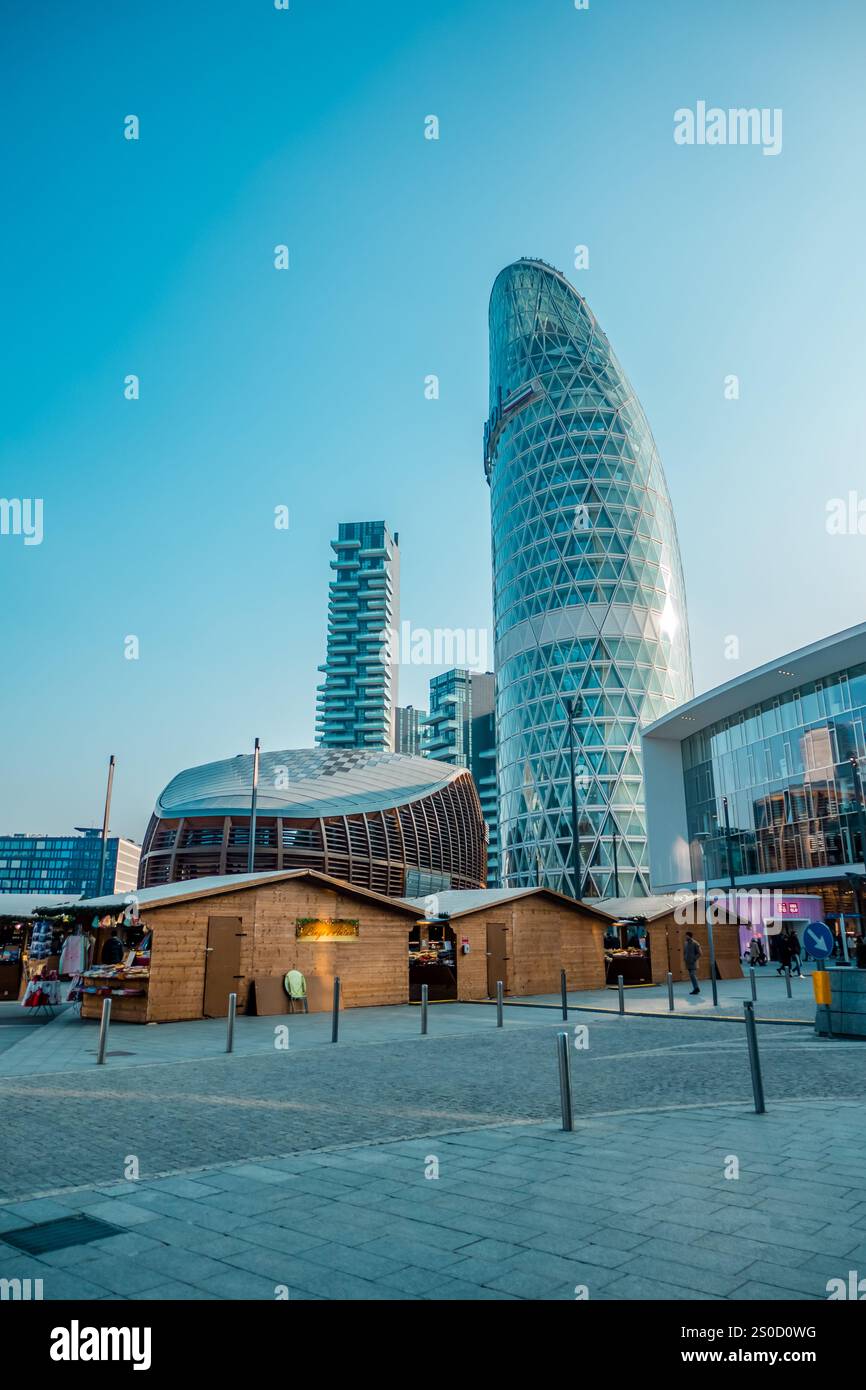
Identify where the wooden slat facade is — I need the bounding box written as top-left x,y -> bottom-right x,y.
446,896 -> 608,1001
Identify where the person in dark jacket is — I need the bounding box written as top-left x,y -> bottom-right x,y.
684,931 -> 701,994
101,930 -> 125,965
856,934 -> 866,970
776,931 -> 792,975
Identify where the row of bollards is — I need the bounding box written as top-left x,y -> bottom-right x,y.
554,997 -> 769,1130
92,964 -> 778,1108
94,968 -> 508,1065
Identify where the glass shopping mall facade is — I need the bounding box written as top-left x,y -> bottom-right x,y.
642,623 -> 866,922
485,259 -> 693,898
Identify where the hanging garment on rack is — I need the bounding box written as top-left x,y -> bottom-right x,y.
28,921 -> 55,960
59,934 -> 87,975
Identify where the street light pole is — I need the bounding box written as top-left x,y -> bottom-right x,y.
612,827 -> 620,899
96,755 -> 116,896
722,795 -> 736,895
564,697 -> 584,902
248,737 -> 261,874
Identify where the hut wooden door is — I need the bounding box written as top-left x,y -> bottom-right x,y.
486,922 -> 508,998
203,916 -> 243,1017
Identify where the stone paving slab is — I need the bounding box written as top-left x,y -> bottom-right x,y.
1,1099 -> 863,1301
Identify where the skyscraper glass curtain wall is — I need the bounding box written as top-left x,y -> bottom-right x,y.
485,260 -> 693,897
423,670 -> 500,886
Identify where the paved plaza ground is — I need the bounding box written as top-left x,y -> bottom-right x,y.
1,975 -> 863,1301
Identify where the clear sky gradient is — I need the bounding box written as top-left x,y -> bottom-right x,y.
2,0 -> 864,841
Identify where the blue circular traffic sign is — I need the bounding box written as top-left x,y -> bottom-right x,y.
802,921 -> 835,961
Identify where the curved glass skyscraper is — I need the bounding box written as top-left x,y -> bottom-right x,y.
485,259 -> 693,897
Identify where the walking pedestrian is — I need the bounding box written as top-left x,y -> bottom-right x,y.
788,932 -> 803,977
776,930 -> 792,976
684,931 -> 702,995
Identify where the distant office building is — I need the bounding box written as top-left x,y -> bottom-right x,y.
0,828 -> 141,897
316,521 -> 400,751
485,259 -> 693,898
424,670 -> 500,886
394,705 -> 426,756
139,747 -> 486,897
642,622 -> 866,928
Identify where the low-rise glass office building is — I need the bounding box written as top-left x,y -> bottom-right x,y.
642,622 -> 866,926
0,828 -> 140,897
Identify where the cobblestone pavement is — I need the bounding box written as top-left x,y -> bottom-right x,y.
1,1097 -> 864,1301
0,1003 -> 861,1201
0,974 -> 815,1080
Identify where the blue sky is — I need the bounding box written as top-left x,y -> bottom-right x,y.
2,0 -> 864,840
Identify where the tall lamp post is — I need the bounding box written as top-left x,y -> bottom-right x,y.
97,755 -> 116,896
696,825 -> 722,1007
611,826 -> 621,900
722,795 -> 737,898
563,696 -> 584,902
248,737 -> 261,874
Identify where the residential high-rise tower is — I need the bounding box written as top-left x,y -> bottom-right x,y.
315,521 -> 400,750
394,705 -> 426,756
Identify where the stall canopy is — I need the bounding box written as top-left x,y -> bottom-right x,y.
32,870 -> 298,918
0,893 -> 81,920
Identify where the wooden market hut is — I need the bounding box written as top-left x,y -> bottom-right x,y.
593,894 -> 745,985
42,869 -> 422,1024
399,887 -> 609,1001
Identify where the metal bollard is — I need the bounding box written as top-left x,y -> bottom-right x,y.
226,991 -> 237,1053
743,1002 -> 766,1114
560,968 -> 568,1021
556,1031 -> 574,1132
749,966 -> 757,1002
421,983 -> 428,1035
667,971 -> 674,1012
331,976 -> 341,1043
95,997 -> 111,1065
618,974 -> 625,1015
496,980 -> 504,1027
785,969 -> 792,999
